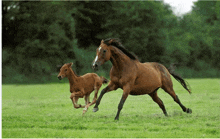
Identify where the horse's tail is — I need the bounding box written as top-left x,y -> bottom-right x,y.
168,64 -> 192,94
100,76 -> 109,84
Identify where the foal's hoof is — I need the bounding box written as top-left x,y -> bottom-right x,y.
82,110 -> 86,116
186,108 -> 192,114
93,107 -> 99,112
83,107 -> 88,115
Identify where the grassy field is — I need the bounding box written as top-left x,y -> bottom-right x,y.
2,78 -> 220,138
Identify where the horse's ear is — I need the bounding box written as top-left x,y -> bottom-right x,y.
68,62 -> 73,67
108,39 -> 113,44
101,40 -> 104,44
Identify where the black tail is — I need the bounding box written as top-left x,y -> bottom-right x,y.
168,64 -> 192,94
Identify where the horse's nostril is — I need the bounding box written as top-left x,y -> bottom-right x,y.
58,76 -> 62,80
92,63 -> 98,71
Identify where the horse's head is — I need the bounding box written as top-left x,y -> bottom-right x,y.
57,63 -> 73,80
92,40 -> 112,71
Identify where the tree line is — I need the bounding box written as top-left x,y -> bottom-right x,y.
2,1 -> 220,83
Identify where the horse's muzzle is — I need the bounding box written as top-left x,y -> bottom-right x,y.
58,76 -> 62,80
92,63 -> 99,71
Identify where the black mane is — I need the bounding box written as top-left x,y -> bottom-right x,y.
103,38 -> 138,60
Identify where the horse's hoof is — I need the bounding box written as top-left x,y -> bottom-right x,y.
93,107 -> 99,112
114,117 -> 119,120
186,108 -> 192,114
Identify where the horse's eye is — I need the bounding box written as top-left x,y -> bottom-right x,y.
103,50 -> 107,53
65,69 -> 68,72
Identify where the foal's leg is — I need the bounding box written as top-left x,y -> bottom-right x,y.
73,91 -> 85,98
148,89 -> 168,116
162,84 -> 192,114
82,94 -> 90,115
83,87 -> 100,114
70,93 -> 85,108
93,82 -> 117,112
89,87 -> 100,106
84,95 -> 90,105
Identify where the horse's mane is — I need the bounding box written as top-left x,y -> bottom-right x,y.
103,38 -> 138,60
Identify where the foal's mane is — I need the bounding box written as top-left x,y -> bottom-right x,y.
103,38 -> 138,60
72,69 -> 79,77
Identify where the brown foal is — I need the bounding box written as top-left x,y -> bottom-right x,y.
57,62 -> 108,114
92,38 -> 192,120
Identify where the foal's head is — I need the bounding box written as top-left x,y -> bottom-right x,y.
57,63 -> 73,80
92,39 -> 112,70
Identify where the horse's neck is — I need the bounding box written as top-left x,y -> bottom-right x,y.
110,47 -> 132,71
67,69 -> 79,85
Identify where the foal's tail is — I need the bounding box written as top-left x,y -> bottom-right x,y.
168,64 -> 192,94
100,76 -> 109,84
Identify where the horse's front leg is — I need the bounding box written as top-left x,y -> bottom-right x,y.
93,81 -> 117,112
70,93 -> 85,108
115,84 -> 131,120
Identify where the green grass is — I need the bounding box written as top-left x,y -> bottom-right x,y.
2,78 -> 220,138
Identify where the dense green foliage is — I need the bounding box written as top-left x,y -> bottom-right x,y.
2,79 -> 220,137
2,1 -> 220,83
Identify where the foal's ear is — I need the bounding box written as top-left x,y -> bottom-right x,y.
67,62 -> 73,68
101,40 -> 104,44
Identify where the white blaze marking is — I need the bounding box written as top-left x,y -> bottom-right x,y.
98,46 -> 102,52
93,56 -> 98,66
93,47 -> 101,66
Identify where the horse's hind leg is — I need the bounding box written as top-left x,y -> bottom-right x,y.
162,83 -> 192,114
149,88 -> 168,116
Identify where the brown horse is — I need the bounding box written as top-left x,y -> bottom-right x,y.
92,38 -> 192,120
57,62 -> 108,114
